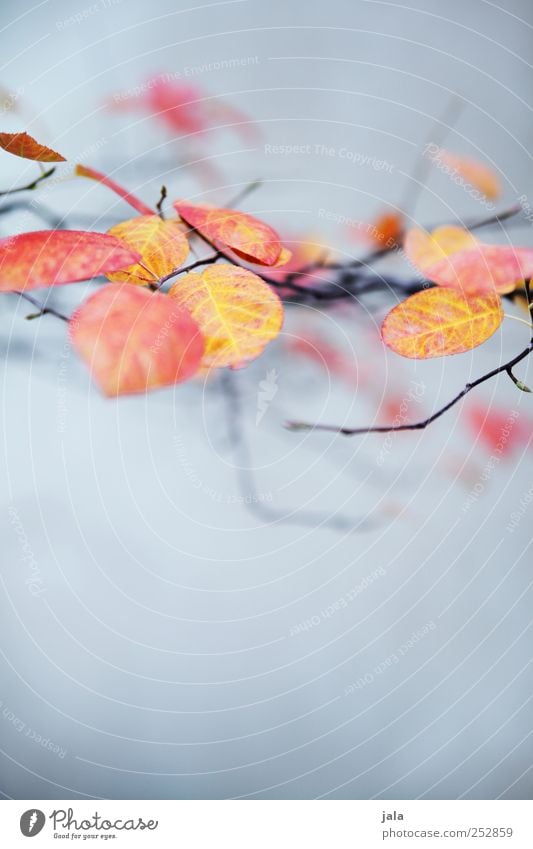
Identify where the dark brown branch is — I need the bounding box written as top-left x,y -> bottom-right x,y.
156,185 -> 167,218
286,340 -> 533,436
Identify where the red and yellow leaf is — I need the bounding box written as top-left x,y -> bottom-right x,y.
105,215 -> 189,286
381,287 -> 503,359
168,264 -> 283,367
0,131 -> 65,162
425,245 -> 533,295
75,164 -> 153,216
70,284 -> 204,396
0,230 -> 140,292
404,225 -> 479,272
439,150 -> 501,200
174,200 -> 282,266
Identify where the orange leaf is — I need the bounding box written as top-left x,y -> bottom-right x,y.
70,284 -> 204,396
381,288 -> 503,359
438,150 -> 501,200
174,200 -> 282,266
0,131 -> 66,162
75,164 -> 153,216
168,264 -> 283,367
370,211 -> 404,247
404,225 -> 479,272
106,215 -> 189,286
0,230 -> 140,292
425,245 -> 533,295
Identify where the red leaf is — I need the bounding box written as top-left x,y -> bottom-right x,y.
75,164 -> 153,216
464,404 -> 530,456
0,230 -> 140,292
70,285 -> 204,396
425,245 -> 533,295
174,200 -> 282,266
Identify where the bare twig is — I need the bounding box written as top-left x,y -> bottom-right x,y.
17,291 -> 69,322
286,338 -> 533,436
156,185 -> 167,218
0,166 -> 56,197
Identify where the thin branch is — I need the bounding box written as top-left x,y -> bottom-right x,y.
155,251 -> 222,289
16,291 -> 69,322
0,198 -> 64,227
0,166 -> 56,197
156,185 -> 167,218
221,371 -> 380,532
399,95 -> 464,216
286,340 -> 533,436
224,178 -> 263,209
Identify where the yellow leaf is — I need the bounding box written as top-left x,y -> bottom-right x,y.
381,288 -> 503,359
168,264 -> 283,367
404,225 -> 479,273
106,215 -> 189,286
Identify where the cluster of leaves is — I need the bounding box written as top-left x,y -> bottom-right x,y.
0,131 -> 291,396
0,120 -> 531,431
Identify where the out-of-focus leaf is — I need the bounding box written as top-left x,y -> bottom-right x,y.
381,287 -> 503,358
106,215 -> 189,286
0,230 -> 140,292
369,211 -> 404,247
425,245 -> 533,295
75,164 -> 153,215
465,403 -> 531,455
69,284 -> 204,396
404,225 -> 479,272
0,131 -> 66,162
438,150 -> 501,200
174,200 -> 282,266
168,264 -> 283,367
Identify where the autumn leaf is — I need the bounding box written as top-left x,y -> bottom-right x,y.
109,76 -> 258,141
0,131 -> 66,162
369,211 -> 404,247
381,287 -> 503,358
404,225 -> 479,273
347,210 -> 403,248
174,200 -> 282,266
261,236 -> 331,296
464,404 -> 530,456
286,331 -> 362,387
424,245 -> 533,295
75,164 -> 153,216
105,215 -> 189,286
438,150 -> 501,200
168,264 -> 283,367
70,284 -> 204,396
0,230 -> 140,292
